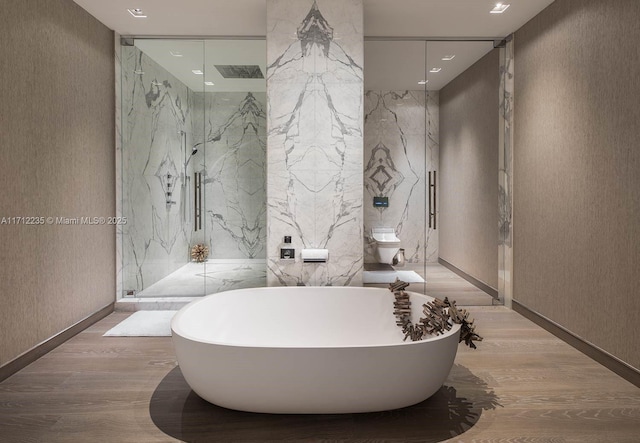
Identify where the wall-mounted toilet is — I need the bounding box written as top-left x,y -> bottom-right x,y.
371,227 -> 401,264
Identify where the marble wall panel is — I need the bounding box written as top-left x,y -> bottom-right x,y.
499,38 -> 514,307
267,0 -> 364,286
192,91 -> 267,260
120,43 -> 268,295
121,46 -> 195,294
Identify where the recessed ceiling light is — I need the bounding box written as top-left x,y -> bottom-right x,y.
442,55 -> 456,61
170,51 -> 183,57
429,68 -> 442,73
127,8 -> 147,18
192,70 -> 204,75
490,3 -> 510,14
418,80 -> 428,85
204,81 -> 215,86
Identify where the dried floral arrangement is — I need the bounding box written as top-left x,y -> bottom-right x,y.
389,279 -> 483,349
190,244 -> 209,263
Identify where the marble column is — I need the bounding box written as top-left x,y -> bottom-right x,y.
266,0 -> 364,286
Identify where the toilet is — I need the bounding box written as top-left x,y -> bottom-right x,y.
371,227 -> 401,264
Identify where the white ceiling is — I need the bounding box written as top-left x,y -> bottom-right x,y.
364,0 -> 555,38
76,0 -> 556,92
365,40 -> 496,91
73,0 -> 555,38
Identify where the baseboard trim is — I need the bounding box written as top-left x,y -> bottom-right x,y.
0,303 -> 114,382
513,300 -> 640,388
438,257 -> 499,299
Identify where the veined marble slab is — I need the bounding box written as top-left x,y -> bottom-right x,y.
121,46 -> 196,294
120,45 -> 268,295
266,0 -> 364,286
192,91 -> 267,260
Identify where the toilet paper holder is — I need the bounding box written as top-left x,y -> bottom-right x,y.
301,248 -> 329,263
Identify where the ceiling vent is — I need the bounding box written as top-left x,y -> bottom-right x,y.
214,65 -> 264,79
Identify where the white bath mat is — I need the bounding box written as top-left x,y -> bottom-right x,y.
103,310 -> 177,337
363,270 -> 425,284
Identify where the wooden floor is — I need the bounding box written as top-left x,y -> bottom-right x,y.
1,308 -> 638,442
423,263 -> 495,306
366,263 -> 496,306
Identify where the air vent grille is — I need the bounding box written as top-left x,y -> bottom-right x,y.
214,65 -> 264,79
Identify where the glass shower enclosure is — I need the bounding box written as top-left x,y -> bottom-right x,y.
118,36 -> 508,305
363,38 -> 507,306
119,38 -> 267,298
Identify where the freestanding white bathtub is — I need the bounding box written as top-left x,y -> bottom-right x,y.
171,286 -> 461,414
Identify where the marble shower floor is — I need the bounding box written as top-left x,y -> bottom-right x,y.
135,260 -> 267,298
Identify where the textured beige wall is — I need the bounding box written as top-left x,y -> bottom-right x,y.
0,0 -> 115,366
439,49 -> 500,290
514,0 -> 640,370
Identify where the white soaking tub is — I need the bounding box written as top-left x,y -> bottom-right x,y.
171,286 -> 460,414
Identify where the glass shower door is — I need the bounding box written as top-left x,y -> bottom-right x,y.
363,40 -> 429,294
120,39 -> 206,297
119,38 -> 268,299
199,40 -> 268,295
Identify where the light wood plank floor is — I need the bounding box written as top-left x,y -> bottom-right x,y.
423,263 -> 496,306
0,307 -> 638,442
366,263 -> 496,306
